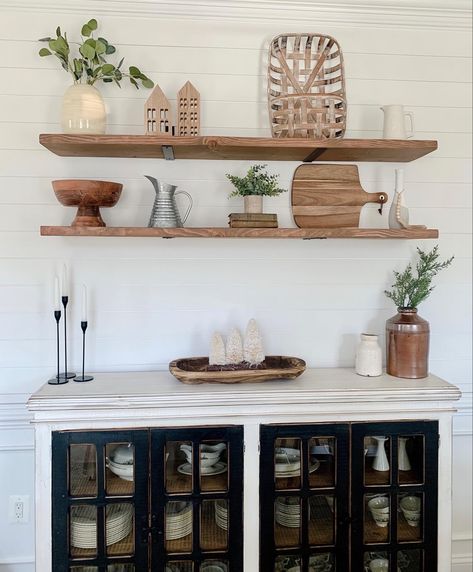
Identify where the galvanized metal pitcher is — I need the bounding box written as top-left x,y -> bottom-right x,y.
146,176 -> 193,228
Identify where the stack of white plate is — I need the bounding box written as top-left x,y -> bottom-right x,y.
70,504 -> 133,549
214,501 -> 228,531
166,502 -> 193,540
275,497 -> 301,528
177,461 -> 227,477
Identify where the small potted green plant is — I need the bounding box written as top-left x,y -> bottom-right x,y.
38,19 -> 154,134
384,246 -> 453,379
226,164 -> 287,214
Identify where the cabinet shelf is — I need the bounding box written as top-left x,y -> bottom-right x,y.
40,226 -> 439,239
39,134 -> 437,162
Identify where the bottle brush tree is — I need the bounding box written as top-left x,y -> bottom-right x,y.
244,319 -> 265,366
384,245 -> 454,309
226,328 -> 244,364
209,332 -> 226,366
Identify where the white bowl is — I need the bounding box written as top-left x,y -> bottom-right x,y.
110,444 -> 134,465
400,495 -> 421,511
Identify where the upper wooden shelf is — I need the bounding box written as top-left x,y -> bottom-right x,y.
40,226 -> 439,239
39,134 -> 438,162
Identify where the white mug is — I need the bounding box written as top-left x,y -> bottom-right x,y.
381,105 -> 415,139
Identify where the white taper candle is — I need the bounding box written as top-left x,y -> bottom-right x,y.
81,284 -> 88,322
54,276 -> 61,311
61,264 -> 68,297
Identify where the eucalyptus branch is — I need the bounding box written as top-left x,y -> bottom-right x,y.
226,164 -> 287,198
38,19 -> 154,90
385,246 -> 454,309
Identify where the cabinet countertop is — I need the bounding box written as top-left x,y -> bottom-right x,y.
27,368 -> 461,414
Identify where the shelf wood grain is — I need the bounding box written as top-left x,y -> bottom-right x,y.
40,226 -> 439,239
39,134 -> 438,162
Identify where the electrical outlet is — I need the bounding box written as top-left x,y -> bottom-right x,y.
8,495 -> 29,523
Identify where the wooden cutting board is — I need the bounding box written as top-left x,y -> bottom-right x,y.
291,164 -> 387,228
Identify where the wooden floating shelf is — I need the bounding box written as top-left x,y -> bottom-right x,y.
40,227 -> 439,239
39,134 -> 437,163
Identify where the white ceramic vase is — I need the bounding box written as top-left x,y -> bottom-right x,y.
244,195 -> 263,214
355,334 -> 382,377
61,84 -> 106,134
398,437 -> 412,471
372,436 -> 390,472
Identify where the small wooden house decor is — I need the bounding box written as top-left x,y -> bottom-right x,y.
145,84 -> 173,136
177,81 -> 200,136
268,33 -> 347,139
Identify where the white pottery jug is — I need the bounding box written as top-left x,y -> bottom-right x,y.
381,105 -> 414,139
372,436 -> 390,472
398,437 -> 412,471
61,84 -> 106,134
355,333 -> 382,377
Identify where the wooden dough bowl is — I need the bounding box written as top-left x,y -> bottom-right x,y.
169,356 -> 306,384
52,179 -> 123,227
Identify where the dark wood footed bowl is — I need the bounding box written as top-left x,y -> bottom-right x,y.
52,179 -> 123,227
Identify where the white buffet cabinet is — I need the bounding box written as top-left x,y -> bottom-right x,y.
27,368 -> 461,572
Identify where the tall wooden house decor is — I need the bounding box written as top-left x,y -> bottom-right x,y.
145,84 -> 173,136
177,81 -> 200,136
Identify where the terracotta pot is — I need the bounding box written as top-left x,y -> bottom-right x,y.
386,308 -> 429,379
244,195 -> 263,214
61,84 -> 106,134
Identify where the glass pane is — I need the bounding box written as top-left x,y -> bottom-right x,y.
167,441 -> 193,494
365,436 -> 391,486
309,494 -> 335,546
365,494 -> 390,544
274,555 -> 300,571
70,505 -> 97,558
309,437 -> 335,488
275,438 -> 301,490
398,436 -> 424,485
398,494 -> 423,542
105,503 -> 134,556
166,501 -> 193,553
105,443 -> 134,496
200,560 -> 229,571
309,553 -> 335,571
398,549 -> 423,571
201,499 -> 228,551
107,566 -> 136,572
69,444 -> 97,497
275,496 -> 301,548
166,563 -> 193,572
200,440 -> 228,493
364,552 -> 390,571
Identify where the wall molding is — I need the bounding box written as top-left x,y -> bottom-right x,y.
0,0 -> 470,30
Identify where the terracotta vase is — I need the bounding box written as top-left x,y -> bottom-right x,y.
61,84 -> 106,134
386,308 -> 429,379
244,195 -> 263,214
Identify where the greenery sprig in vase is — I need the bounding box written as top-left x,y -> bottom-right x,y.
226,164 -> 287,214
384,246 -> 454,379
38,19 -> 154,133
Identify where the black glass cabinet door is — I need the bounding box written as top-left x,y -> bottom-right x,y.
52,429 -> 149,572
351,421 -> 439,572
260,424 -> 350,572
151,426 -> 244,572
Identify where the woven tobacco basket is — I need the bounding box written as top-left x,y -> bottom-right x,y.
268,33 -> 347,139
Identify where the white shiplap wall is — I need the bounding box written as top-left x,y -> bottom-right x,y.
0,0 -> 471,569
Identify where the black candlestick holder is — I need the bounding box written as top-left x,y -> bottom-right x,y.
75,321 -> 93,382
58,296 -> 76,380
48,310 -> 68,385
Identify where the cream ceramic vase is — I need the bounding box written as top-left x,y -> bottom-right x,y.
355,333 -> 382,377
61,84 -> 106,134
244,195 -> 263,214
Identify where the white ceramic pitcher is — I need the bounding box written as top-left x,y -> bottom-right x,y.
381,105 -> 414,139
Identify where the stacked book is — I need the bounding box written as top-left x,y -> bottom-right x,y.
228,213 -> 278,228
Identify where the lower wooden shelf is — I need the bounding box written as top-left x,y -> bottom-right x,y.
40,226 -> 439,239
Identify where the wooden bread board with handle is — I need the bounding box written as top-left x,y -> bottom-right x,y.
291,164 -> 387,228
